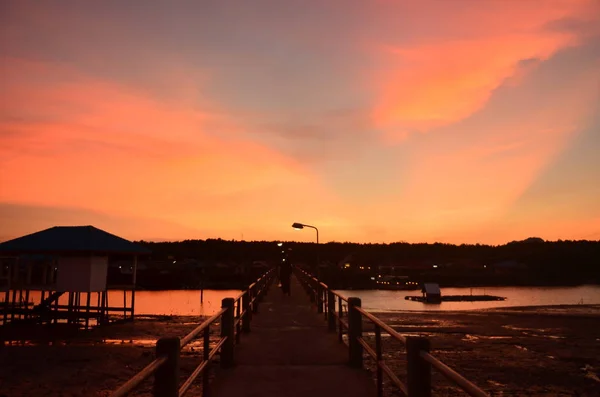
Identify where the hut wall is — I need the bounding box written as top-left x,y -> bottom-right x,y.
57,256 -> 108,292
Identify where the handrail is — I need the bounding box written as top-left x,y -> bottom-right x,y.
111,357 -> 168,397
178,336 -> 228,396
331,290 -> 348,301
110,268 -> 275,397
180,309 -> 225,347
354,306 -> 407,344
295,268 -> 490,397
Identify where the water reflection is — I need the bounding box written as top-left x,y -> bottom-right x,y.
22,289 -> 242,316
101,338 -> 222,352
16,285 -> 600,316
334,285 -> 600,312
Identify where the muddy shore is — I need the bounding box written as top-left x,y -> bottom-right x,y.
366,305 -> 600,396
1,306 -> 598,396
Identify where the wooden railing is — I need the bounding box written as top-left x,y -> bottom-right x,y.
296,268 -> 489,397
110,268 -> 275,397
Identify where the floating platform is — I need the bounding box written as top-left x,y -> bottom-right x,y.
405,295 -> 506,303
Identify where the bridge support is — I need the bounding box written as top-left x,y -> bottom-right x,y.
221,298 -> 235,368
407,336 -> 431,397
348,297 -> 363,368
242,289 -> 251,333
317,283 -> 323,314
154,337 -> 180,397
327,290 -> 336,331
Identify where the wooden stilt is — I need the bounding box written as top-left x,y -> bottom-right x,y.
85,292 -> 91,329
18,289 -> 23,320
54,291 -> 59,324
102,291 -> 108,324
96,292 -> 101,325
131,255 -> 137,321
3,290 -> 9,324
99,291 -> 104,325
25,264 -> 31,320
67,292 -> 73,325
75,292 -> 80,326
105,291 -> 110,324
24,290 -> 30,320
10,289 -> 17,322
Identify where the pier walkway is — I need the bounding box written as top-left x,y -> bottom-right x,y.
110,268 -> 490,397
208,275 -> 376,397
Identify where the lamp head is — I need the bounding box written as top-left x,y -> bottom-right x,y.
292,222 -> 304,230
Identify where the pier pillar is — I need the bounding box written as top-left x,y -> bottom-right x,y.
348,297 -> 363,368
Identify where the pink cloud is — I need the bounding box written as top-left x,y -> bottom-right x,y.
0,58 -> 341,238
368,0 -> 597,140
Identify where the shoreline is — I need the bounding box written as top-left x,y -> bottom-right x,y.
132,282 -> 600,291
368,303 -> 600,315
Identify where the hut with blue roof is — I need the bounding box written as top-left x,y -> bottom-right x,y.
0,225 -> 150,331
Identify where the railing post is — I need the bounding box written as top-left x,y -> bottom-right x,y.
317,283 -> 323,314
407,336 -> 431,397
337,296 -> 343,343
242,290 -> 251,333
375,325 -> 383,397
327,290 -> 335,331
263,274 -> 269,296
153,337 -> 180,397
220,298 -> 235,368
252,286 -> 259,314
348,297 -> 363,368
257,279 -> 265,302
202,327 -> 211,397
235,299 -> 241,344
323,287 -> 328,321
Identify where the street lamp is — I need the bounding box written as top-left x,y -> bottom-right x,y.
291,223 -> 319,244
292,222 -> 320,276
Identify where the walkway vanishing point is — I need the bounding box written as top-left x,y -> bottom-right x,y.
209,275 -> 376,397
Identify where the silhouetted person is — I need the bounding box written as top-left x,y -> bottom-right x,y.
279,261 -> 292,296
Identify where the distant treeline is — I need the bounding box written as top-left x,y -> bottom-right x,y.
136,237 -> 600,286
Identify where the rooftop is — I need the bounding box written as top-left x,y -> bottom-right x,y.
0,226 -> 151,255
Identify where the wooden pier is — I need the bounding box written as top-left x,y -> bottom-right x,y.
109,268 -> 491,397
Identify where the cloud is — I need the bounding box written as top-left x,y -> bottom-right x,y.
1,1 -> 599,245
368,0 -> 597,141
0,58 -> 331,235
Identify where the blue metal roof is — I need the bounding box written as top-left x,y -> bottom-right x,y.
0,226 -> 151,255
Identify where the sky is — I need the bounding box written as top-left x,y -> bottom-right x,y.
1,1 -> 599,245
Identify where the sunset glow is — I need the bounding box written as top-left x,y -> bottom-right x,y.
1,1 -> 599,244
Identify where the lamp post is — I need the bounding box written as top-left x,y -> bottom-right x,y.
292,222 -> 320,277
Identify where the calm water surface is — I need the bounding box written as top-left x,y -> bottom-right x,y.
19,285 -> 600,316
21,289 -> 241,316
335,285 -> 600,312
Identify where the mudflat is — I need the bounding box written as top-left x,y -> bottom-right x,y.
367,305 -> 600,396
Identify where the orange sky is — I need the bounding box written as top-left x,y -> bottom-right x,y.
1,1 -> 599,244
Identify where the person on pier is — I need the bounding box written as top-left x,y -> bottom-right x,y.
279,260 -> 292,296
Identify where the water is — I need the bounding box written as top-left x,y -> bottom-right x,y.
17,289 -> 241,316
124,289 -> 241,316
9,285 -> 600,315
334,285 -> 600,312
